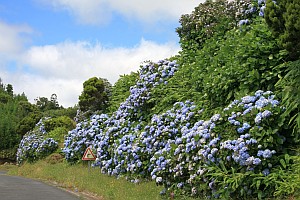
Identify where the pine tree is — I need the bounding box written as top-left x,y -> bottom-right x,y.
265,0 -> 300,60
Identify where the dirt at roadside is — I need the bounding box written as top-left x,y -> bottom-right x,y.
0,158 -> 15,165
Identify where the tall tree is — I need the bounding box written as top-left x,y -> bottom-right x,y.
0,78 -> 4,92
265,0 -> 300,60
6,84 -> 13,96
35,96 -> 49,111
49,93 -> 60,110
78,77 -> 112,113
34,94 -> 61,111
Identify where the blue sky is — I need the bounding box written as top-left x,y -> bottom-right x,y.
0,0 -> 203,107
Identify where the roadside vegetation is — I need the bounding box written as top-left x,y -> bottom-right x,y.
1,0 -> 300,199
2,159 -> 164,200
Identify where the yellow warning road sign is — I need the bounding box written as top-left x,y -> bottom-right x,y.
82,147 -> 96,161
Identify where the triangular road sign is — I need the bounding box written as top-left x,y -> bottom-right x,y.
82,147 -> 96,161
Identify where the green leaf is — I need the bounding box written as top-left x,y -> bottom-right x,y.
256,180 -> 261,189
280,159 -> 286,169
285,154 -> 290,164
258,190 -> 262,200
268,54 -> 273,60
219,161 -> 228,173
277,137 -> 284,144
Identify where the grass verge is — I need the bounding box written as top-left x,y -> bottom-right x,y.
0,160 -> 167,200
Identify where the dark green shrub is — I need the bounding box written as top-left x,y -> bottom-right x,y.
108,72 -> 138,113
265,0 -> 300,60
43,116 -> 75,132
276,60 -> 300,141
47,127 -> 69,144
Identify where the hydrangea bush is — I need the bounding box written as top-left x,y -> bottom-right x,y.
62,58 -> 289,199
62,59 -> 179,165
17,118 -> 58,164
63,113 -> 109,163
150,90 -> 285,199
238,0 -> 269,26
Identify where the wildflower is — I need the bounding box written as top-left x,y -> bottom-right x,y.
262,149 -> 272,158
238,19 -> 250,26
177,182 -> 184,188
253,158 -> 261,165
160,188 -> 166,195
255,113 -> 262,124
156,177 -> 163,183
262,110 -> 272,118
242,95 -> 256,103
259,6 -> 266,17
262,168 -> 270,176
211,114 -> 221,122
209,181 -> 214,189
255,90 -> 264,97
191,187 -> 197,195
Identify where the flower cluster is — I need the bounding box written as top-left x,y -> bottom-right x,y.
237,0 -> 273,26
238,19 -> 250,26
258,0 -> 267,17
146,90 -> 284,198
62,59 -> 179,168
148,111 -> 223,193
62,114 -> 109,162
61,57 -> 285,198
17,118 -> 58,164
142,101 -> 198,176
220,91 -> 281,168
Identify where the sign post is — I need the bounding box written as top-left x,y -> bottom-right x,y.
82,147 -> 96,173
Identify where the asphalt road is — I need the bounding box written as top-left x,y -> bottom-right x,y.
0,171 -> 80,200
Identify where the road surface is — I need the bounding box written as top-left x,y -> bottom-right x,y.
0,171 -> 79,200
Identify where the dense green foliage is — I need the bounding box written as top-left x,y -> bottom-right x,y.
34,94 -> 61,111
17,116 -> 76,163
275,60 -> 300,140
2,0 -> 300,199
43,116 -> 76,133
58,0 -> 300,199
0,100 -> 21,150
176,0 -> 253,55
78,77 -> 112,114
16,112 -> 42,136
0,82 -> 28,151
0,79 -> 77,160
150,18 -> 288,119
108,72 -> 138,113
265,0 -> 300,60
42,106 -> 77,119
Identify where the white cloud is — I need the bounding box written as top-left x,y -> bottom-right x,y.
109,0 -> 203,22
1,0 -> 194,107
7,39 -> 180,107
40,0 -> 111,25
0,21 -> 32,58
39,0 -> 204,25
21,39 -> 179,82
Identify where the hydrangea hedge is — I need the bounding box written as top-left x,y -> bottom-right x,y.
63,59 -> 179,166
16,0 -> 298,198
16,118 -> 58,164
62,58 -> 292,199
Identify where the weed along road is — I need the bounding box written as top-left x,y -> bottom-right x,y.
0,171 -> 79,200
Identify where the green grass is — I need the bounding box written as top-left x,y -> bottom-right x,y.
1,160 -> 168,200
2,160 -> 300,200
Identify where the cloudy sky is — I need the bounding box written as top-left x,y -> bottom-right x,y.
0,0 -> 203,107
